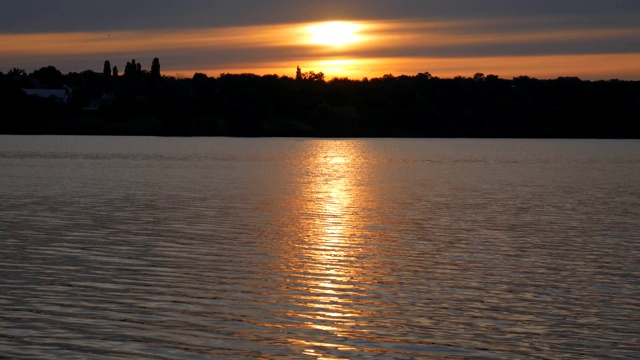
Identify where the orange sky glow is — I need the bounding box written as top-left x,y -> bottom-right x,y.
1,19 -> 639,80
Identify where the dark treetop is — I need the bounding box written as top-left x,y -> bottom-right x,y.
2,61 -> 639,138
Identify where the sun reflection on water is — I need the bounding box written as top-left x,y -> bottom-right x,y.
276,140 -> 379,357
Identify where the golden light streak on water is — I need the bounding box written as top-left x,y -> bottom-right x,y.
271,140 -> 386,358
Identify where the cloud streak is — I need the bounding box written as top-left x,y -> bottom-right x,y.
1,7 -> 639,80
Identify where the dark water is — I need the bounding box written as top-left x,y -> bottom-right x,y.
1,136 -> 639,359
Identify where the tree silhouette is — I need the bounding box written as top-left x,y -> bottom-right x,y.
151,58 -> 161,78
31,66 -> 63,87
2,58 -> 639,138
103,60 -> 111,77
296,67 -> 325,82
296,66 -> 302,81
124,59 -> 138,76
8,68 -> 27,78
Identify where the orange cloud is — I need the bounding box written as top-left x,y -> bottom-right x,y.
1,18 -> 638,80
178,53 -> 640,81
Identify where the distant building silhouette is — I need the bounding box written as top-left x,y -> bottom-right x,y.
21,87 -> 72,103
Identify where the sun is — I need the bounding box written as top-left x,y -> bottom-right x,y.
307,21 -> 361,46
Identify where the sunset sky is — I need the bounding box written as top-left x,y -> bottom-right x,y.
1,0 -> 639,80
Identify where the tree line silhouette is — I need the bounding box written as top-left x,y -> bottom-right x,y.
1,58 -> 639,138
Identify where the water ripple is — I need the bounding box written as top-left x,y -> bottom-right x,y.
1,137 -> 639,359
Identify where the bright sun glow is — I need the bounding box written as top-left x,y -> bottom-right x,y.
307,21 -> 361,46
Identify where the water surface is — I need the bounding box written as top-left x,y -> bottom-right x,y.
1,136 -> 639,359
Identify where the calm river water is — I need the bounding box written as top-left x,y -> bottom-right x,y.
1,136 -> 639,359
